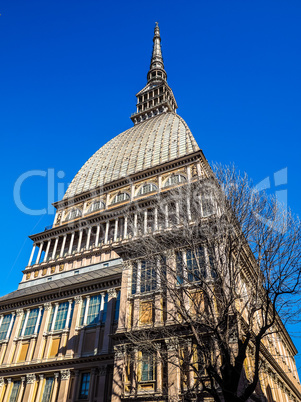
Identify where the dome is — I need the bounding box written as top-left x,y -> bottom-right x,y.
64,113 -> 200,199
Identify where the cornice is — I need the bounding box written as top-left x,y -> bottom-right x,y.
0,353 -> 114,376
0,275 -> 121,313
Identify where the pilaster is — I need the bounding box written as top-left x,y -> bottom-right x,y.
23,374 -> 37,401
102,288 -> 117,354
57,370 -> 71,402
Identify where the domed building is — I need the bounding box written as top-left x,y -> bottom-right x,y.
0,24 -> 300,402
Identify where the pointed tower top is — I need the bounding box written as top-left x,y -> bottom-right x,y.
147,22 -> 167,82
131,24 -> 178,125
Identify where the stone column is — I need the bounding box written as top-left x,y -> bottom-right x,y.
3,378 -> 12,402
176,202 -> 180,224
35,374 -> 44,402
114,219 -> 119,241
23,374 -> 36,401
117,262 -> 130,332
134,213 -> 138,236
95,224 -> 100,247
57,370 -> 71,402
165,204 -> 169,227
95,365 -> 107,402
86,226 -> 92,250
66,296 -> 82,358
112,347 -> 124,402
36,242 -> 44,264
60,235 -> 67,258
124,216 -> 128,238
186,195 -> 191,221
102,289 -> 117,354
165,251 -> 176,324
51,237 -> 59,260
16,377 -> 26,402
44,239 -> 52,262
50,372 -> 60,402
77,229 -> 83,253
32,302 -> 51,361
104,221 -> 109,244
144,210 -> 147,234
3,311 -> 19,365
154,207 -> 158,231
156,344 -> 163,393
68,232 -> 75,255
28,244 -> 36,266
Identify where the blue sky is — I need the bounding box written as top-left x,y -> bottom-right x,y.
0,0 -> 301,367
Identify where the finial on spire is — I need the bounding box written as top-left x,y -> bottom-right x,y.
130,24 -> 178,125
147,22 -> 166,82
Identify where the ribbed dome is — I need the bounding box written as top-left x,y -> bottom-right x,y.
64,113 -> 200,199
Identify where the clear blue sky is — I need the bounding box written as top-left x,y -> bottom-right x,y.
1,0 -> 301,367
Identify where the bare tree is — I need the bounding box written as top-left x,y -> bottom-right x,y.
114,165 -> 301,402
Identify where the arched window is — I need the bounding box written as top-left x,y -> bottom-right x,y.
137,183 -> 158,196
65,208 -> 82,221
111,192 -> 130,205
87,200 -> 105,214
164,174 -> 187,187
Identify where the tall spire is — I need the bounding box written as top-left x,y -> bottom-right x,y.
131,23 -> 178,125
147,22 -> 167,82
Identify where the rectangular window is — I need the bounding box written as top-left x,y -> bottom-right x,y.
141,352 -> 154,381
48,302 -> 73,331
201,193 -> 215,217
131,262 -> 137,295
8,380 -> 21,402
187,247 -> 206,282
86,295 -> 101,326
54,302 -> 69,330
41,377 -> 54,402
0,314 -> 13,340
176,251 -> 184,284
208,247 -> 217,278
140,261 -> 156,293
24,308 -> 40,336
79,373 -> 90,399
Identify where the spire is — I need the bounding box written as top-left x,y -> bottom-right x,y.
131,23 -> 178,125
147,22 -> 167,82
